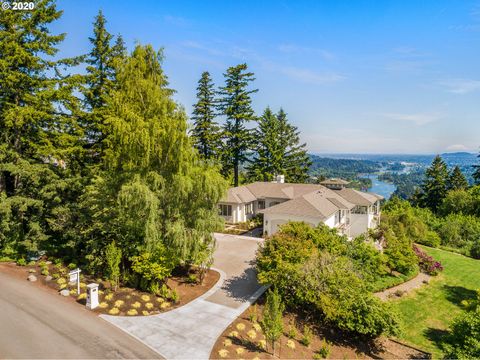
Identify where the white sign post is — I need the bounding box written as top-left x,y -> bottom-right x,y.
69,268 -> 81,295
86,283 -> 99,310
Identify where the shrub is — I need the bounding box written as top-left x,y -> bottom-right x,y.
247,329 -> 257,339
217,349 -> 229,358
253,323 -> 262,332
67,263 -> 77,270
52,273 -> 60,279
16,258 -> 26,266
57,278 -> 66,285
235,347 -> 244,355
132,301 -> 141,309
228,331 -> 239,338
127,309 -> 138,316
286,339 -> 295,349
186,273 -> 198,284
170,289 -> 179,303
249,304 -> 258,323
236,323 -> 246,331
108,307 -> 120,315
444,304 -> 480,358
105,241 -> 122,291
142,310 -> 149,316
77,293 -> 87,300
27,261 -> 36,266
317,339 -> 331,358
301,325 -> 313,347
141,294 -> 150,302
145,302 -> 153,310
41,268 -> 49,276
98,302 -> 108,308
114,300 -> 124,308
413,245 -> 444,275
104,293 -> 114,301
130,251 -> 173,293
160,301 -> 170,309
223,339 -> 232,347
28,269 -> 36,273
287,320 -> 297,339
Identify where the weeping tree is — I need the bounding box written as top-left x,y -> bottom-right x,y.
79,45 -> 227,285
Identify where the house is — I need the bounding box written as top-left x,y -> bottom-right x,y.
218,176 -> 383,238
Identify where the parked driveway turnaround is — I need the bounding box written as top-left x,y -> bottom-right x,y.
0,271 -> 160,359
102,233 -> 267,359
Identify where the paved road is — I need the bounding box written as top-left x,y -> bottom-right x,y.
0,271 -> 160,359
103,233 -> 267,359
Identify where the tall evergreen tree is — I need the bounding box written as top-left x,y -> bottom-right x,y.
473,150 -> 480,185
276,108 -> 311,182
191,71 -> 221,159
218,63 -> 258,187
84,11 -> 126,157
248,108 -> 311,183
0,1 -> 83,257
448,166 -> 469,190
420,155 -> 449,212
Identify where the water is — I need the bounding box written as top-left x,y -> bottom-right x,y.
363,173 -> 397,199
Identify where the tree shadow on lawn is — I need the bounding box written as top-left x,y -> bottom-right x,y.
442,285 -> 476,307
424,327 -> 450,354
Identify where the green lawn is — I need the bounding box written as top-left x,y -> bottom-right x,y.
391,246 -> 480,358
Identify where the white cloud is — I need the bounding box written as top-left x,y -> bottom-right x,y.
439,79 -> 480,94
380,112 -> 442,126
446,144 -> 469,152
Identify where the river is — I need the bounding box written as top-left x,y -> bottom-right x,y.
362,173 -> 397,199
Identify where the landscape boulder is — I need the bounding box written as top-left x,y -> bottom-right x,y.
45,275 -> 53,281
27,274 -> 37,282
59,289 -> 70,297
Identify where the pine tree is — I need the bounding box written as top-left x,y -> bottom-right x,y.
191,72 -> 221,159
473,150 -> 480,185
448,166 -> 469,190
277,108 -> 311,183
0,1 -> 83,257
84,11 -> 126,158
248,108 -> 311,183
218,64 -> 258,187
420,155 -> 449,212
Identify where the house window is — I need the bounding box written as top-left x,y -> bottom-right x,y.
258,200 -> 265,210
218,204 -> 232,217
245,202 -> 253,215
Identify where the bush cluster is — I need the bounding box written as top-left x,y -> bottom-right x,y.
413,245 -> 443,275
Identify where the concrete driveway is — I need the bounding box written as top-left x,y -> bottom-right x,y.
102,233 -> 267,359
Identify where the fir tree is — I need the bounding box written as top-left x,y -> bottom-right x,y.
248,108 -> 311,182
191,71 -> 221,159
218,63 -> 258,187
0,1 -> 83,257
277,108 -> 311,183
420,155 -> 449,212
448,166 -> 469,190
473,150 -> 480,185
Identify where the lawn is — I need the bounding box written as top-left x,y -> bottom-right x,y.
391,246 -> 480,358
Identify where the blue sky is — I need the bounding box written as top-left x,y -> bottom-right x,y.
53,0 -> 480,154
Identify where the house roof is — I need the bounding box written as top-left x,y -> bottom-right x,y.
319,178 -> 350,185
336,188 -> 384,206
259,185 -> 356,219
223,186 -> 257,204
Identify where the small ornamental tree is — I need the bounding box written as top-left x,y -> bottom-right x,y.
105,241 -> 122,291
260,288 -> 285,355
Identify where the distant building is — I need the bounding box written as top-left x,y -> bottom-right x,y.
218,177 -> 383,238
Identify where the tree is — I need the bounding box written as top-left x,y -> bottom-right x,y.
105,241 -> 122,291
190,72 -> 221,160
448,166 -> 469,190
419,155 -> 449,212
78,44 -> 227,274
276,109 -> 311,183
0,1 -> 83,258
217,63 -> 258,186
84,11 -> 126,158
473,149 -> 480,185
445,293 -> 480,359
248,108 -> 311,183
260,288 -> 285,355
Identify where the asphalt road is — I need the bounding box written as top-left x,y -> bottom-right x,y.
0,270 -> 161,359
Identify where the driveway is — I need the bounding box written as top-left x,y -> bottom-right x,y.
102,233 -> 267,359
0,271 -> 160,359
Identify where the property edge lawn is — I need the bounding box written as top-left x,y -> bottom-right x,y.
391,246 -> 480,358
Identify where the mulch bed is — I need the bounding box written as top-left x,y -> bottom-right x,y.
0,260 -> 219,317
210,296 -> 429,359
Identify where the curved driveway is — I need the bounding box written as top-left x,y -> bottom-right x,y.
102,233 -> 267,359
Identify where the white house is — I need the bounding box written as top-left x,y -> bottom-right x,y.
218,177 -> 383,238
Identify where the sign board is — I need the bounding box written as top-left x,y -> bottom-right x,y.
69,269 -> 80,284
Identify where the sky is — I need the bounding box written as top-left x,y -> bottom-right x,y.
52,0 -> 480,154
